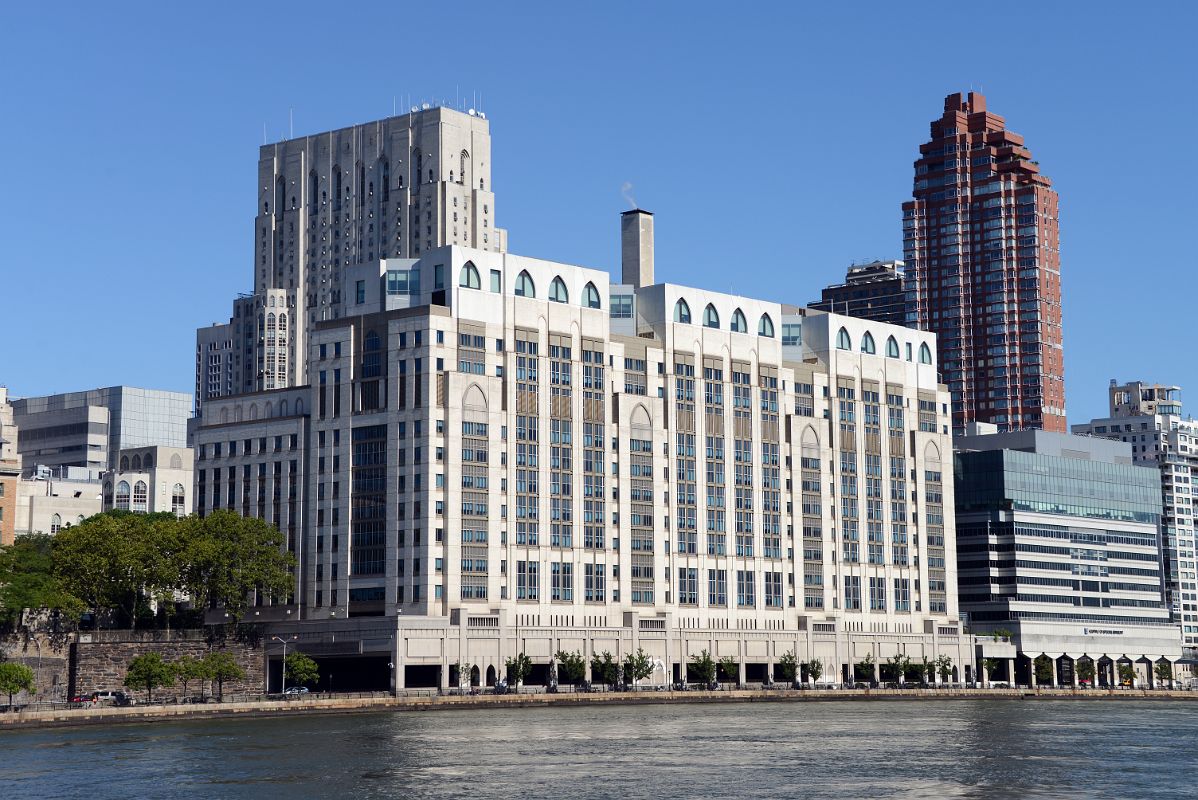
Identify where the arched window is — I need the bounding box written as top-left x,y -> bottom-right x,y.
115,481 -> 131,510
142,453 -> 153,469
278,313 -> 286,332
583,282 -> 601,309
886,336 -> 900,358
170,453 -> 183,470
120,455 -> 129,471
308,170 -> 319,213
132,480 -> 148,513
131,455 -> 142,470
549,276 -> 569,303
731,308 -> 747,333
758,314 -> 774,338
76,515 -> 85,526
333,166 -> 342,211
380,159 -> 390,202
279,400 -> 289,417
515,270 -> 536,298
674,299 -> 691,323
103,481 -> 113,506
460,150 -> 469,185
703,304 -> 720,329
459,261 -> 481,289
861,332 -> 876,354
50,514 -> 62,534
918,343 -> 933,365
836,327 -> 852,351
171,484 -> 186,516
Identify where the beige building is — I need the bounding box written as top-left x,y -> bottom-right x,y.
192,214 -> 973,691
1,387 -> 20,545
101,445 -> 195,516
196,106 -> 507,414
14,467 -> 103,537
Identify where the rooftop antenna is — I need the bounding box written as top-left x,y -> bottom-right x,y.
392,96 -> 396,116
289,108 -> 294,139
262,123 -> 267,145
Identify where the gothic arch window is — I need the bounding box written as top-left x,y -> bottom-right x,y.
171,484 -> 186,516
131,455 -> 142,470
278,312 -> 287,331
459,261 -> 481,289
549,276 -> 569,303
584,282 -> 601,309
918,343 -> 934,365
836,327 -> 852,350
279,399 -> 289,417
116,480 -> 131,510
758,313 -> 774,338
730,308 -> 747,333
861,332 -> 876,354
76,515 -> 85,526
170,453 -> 183,470
103,481 -> 113,506
674,298 -> 691,324
515,270 -> 536,298
703,304 -> 720,329
120,455 -> 129,471
886,336 -> 900,358
142,453 -> 152,469
50,514 -> 62,534
132,480 -> 148,512
460,150 -> 469,185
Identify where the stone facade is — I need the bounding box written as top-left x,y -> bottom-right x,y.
69,630 -> 264,700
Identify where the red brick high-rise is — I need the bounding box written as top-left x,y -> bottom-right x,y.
903,92 -> 1064,433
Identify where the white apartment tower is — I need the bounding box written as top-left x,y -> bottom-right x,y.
1073,380 -> 1198,646
196,106 -> 506,413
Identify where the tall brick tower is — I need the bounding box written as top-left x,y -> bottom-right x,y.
903,92 -> 1064,432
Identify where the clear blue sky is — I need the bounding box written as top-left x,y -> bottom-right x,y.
2,2 -> 1194,425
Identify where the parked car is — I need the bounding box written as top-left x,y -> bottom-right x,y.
283,686 -> 309,695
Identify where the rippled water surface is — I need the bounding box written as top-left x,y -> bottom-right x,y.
1,699 -> 1194,799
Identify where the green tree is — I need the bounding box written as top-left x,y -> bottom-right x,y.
887,654 -> 911,684
0,534 -> 85,627
935,654 -> 954,684
173,654 -> 208,700
981,658 -> 1001,685
775,650 -> 798,683
284,652 -> 320,688
203,651 -> 245,699
803,658 -> 824,684
854,653 -> 876,684
504,652 -> 531,685
555,650 -> 587,685
1154,660 -> 1173,687
590,651 -> 619,687
124,652 -> 176,703
1034,655 -> 1054,686
1117,662 -> 1136,686
178,511 -> 295,622
717,655 -> 739,684
623,648 -> 654,685
690,649 -> 717,685
905,658 -> 929,684
1075,658 -> 1095,686
0,662 -> 36,710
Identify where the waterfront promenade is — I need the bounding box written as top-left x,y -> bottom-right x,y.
3,686 -> 1195,731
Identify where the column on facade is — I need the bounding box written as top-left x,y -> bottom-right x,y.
1049,656 -> 1058,688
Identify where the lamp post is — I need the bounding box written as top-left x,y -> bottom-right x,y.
272,635 -> 297,694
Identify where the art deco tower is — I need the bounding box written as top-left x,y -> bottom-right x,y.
903,92 -> 1063,432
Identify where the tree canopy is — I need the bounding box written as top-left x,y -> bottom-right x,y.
0,510 -> 295,628
0,662 -> 36,709
124,652 -> 176,703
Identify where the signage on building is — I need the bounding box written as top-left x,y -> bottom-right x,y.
1082,628 -> 1123,636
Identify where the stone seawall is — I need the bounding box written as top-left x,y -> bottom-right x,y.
4,687 -> 1196,730
70,630 -> 263,700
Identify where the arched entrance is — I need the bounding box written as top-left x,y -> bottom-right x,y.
486,665 -> 497,687
470,665 -> 481,687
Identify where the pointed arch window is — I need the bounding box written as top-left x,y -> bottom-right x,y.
549,276 -> 569,303
861,332 -> 876,354
115,480 -> 131,511
674,298 -> 692,324
703,304 -> 720,329
170,453 -> 183,469
132,455 -> 142,470
132,480 -> 148,513
836,327 -> 852,351
758,314 -> 774,338
515,270 -> 536,298
886,336 -> 900,358
730,308 -> 747,333
172,484 -> 186,516
918,343 -> 933,365
583,282 -> 601,309
120,455 -> 129,471
459,261 -> 481,289
50,514 -> 62,534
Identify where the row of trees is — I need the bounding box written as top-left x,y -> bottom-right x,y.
0,510 -> 295,630
123,650 -> 321,703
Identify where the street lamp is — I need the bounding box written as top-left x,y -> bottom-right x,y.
272,635 -> 297,694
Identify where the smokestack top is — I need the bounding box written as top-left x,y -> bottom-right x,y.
621,208 -> 654,217
621,210 -> 655,288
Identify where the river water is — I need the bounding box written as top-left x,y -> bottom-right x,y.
1,699 -> 1192,798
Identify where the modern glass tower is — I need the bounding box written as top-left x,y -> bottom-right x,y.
903,92 -> 1064,433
